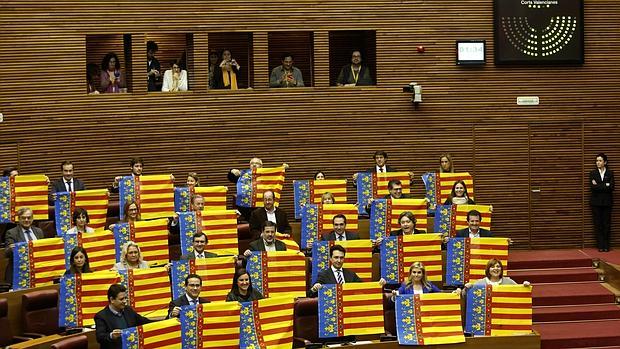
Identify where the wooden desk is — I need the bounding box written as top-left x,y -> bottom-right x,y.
0,284 -> 59,338
7,329 -> 97,349
335,333 -> 540,348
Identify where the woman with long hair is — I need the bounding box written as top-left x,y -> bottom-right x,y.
225,268 -> 264,302
66,207 -> 95,234
444,180 -> 475,205
65,246 -> 92,275
391,261 -> 440,299
111,241 -> 150,270
100,52 -> 124,93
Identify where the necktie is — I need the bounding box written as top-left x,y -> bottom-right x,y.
336,269 -> 344,284
379,167 -> 384,173
191,299 -> 198,306
337,234 -> 344,241
196,253 -> 204,258
66,181 -> 73,192
25,229 -> 35,242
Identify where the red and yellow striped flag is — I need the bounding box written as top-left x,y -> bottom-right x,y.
191,257 -> 236,302
446,237 -> 509,286
310,179 -> 347,204
375,172 -> 411,197
246,251 -> 306,298
319,203 -> 359,233
114,219 -> 170,267
396,293 -> 465,345
122,318 -> 182,349
381,234 -> 443,283
13,237 -> 66,289
195,185 -> 228,210
64,230 -> 117,271
240,295 -> 295,349
55,189 -> 110,234
370,198 -> 428,240
59,271 -> 121,327
318,282 -> 384,338
189,301 -> 241,349
121,268 -> 171,318
4,174 -> 49,221
312,240 -> 373,284
200,209 -> 239,256
466,284 -> 533,336
437,172 -> 474,203
120,174 -> 174,220
451,204 -> 492,237
236,166 -> 286,208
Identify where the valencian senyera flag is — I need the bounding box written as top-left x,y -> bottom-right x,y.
171,257 -> 236,302
311,240 -> 372,285
293,179 -> 347,219
319,282 -> 384,338
122,318 -> 182,349
179,209 -> 238,256
246,251 -> 306,298
396,293 -> 465,345
300,203 -> 359,249
180,301 -> 241,349
370,198 -> 429,241
119,174 -> 174,220
466,284 -> 533,336
59,271 -> 121,327
356,171 -> 412,215
240,295 -> 295,349
64,230 -> 117,271
434,204 -> 492,237
446,237 -> 509,286
113,219 -> 169,266
0,174 -> 49,222
13,237 -> 65,290
236,166 -> 286,208
118,268 -> 171,318
174,185 -> 228,212
422,172 -> 473,212
55,189 -> 109,235
380,234 -> 443,284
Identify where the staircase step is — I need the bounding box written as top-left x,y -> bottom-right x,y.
533,303 -> 620,322
535,319 -> 620,349
533,282 -> 615,306
510,250 -> 592,270
508,267 -> 599,284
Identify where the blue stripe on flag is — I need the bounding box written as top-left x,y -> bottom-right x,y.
121,325 -> 139,349
300,204 -> 319,249
180,305 -> 199,349
113,223 -> 131,263
311,241 -> 330,285
356,172 -> 373,215
246,252 -> 264,296
293,180 -> 310,219
434,204 -> 452,235
235,169 -> 253,208
58,275 -> 77,328
63,233 -> 79,269
174,187 -> 191,212
446,238 -> 467,286
171,260 -> 190,300
396,294 -> 420,345
465,284 -> 488,336
369,199 -> 387,241
422,172 -> 437,215
380,236 -> 400,284
239,301 -> 259,347
178,212 -> 197,257
119,176 -> 135,221
318,284 -> 339,338
0,176 -> 11,223
54,191 -> 72,236
13,242 -> 30,290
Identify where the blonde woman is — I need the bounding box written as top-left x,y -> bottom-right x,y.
112,241 -> 149,270
392,262 -> 440,299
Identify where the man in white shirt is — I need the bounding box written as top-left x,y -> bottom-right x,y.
180,232 -> 217,260
249,190 -> 291,238
167,274 -> 209,318
4,207 -> 45,285
456,210 -> 492,238
49,160 -> 86,201
309,245 -> 362,297
320,214 -> 360,241
244,221 -> 287,255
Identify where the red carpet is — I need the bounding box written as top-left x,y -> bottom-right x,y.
581,248 -> 620,266
509,249 -> 593,269
508,267 -> 599,284
534,303 -> 620,322
532,282 -> 615,306
534,320 -> 620,349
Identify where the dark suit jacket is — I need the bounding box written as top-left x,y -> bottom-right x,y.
147,57 -> 161,91
249,207 -> 292,237
50,178 -> 86,194
590,169 -> 615,206
390,228 -> 426,236
166,294 -> 210,319
213,65 -> 240,89
94,306 -> 152,349
455,228 -> 492,238
309,267 -> 362,297
179,250 -> 218,260
365,193 -> 413,214
4,225 -> 45,284
365,165 -> 397,173
248,238 -> 287,252
320,231 -> 360,241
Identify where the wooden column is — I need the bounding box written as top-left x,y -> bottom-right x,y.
313,31 -> 329,87
252,32 -> 269,88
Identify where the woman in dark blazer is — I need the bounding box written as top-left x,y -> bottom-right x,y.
590,153 -> 615,252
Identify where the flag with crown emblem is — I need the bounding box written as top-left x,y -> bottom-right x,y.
0,174 -> 49,222
55,189 -> 110,235
246,251 -> 306,298
446,237 -> 509,286
12,237 -> 65,290
173,185 -> 228,212
311,240 -> 372,285
118,268 -> 171,318
59,271 -> 121,327
178,209 -> 239,256
434,204 -> 492,237
121,318 -> 182,349
466,284 -> 533,336
170,257 -> 236,302
180,301 -> 241,349
113,219 -> 169,266
318,282 -> 384,338
119,174 -> 174,220
236,166 -> 286,208
239,295 -> 295,349
293,179 -> 347,219
395,293 -> 465,345
356,172 -> 411,214
64,230 -> 117,271
380,234 -> 443,284
422,172 -> 474,213
300,203 -> 359,249
370,198 -> 429,240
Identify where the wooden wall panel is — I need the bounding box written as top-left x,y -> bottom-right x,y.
1,1 -> 620,249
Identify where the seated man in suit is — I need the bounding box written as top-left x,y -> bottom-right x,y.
4,207 -> 45,285
249,190 -> 292,238
94,283 -> 152,349
365,179 -> 412,213
456,210 -> 492,238
167,274 -> 209,319
169,194 -> 204,235
244,221 -> 287,256
180,232 -> 217,260
309,244 -> 362,297
321,214 -> 360,241
49,160 -> 86,202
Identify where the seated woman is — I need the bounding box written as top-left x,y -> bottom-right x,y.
456,259 -> 529,295
112,241 -> 149,270
439,153 -> 454,173
66,207 -> 95,234
320,191 -> 335,204
314,171 -> 326,180
162,59 -> 188,92
109,200 -> 140,231
226,268 -> 264,302
444,180 -> 475,205
213,49 -> 241,90
390,211 -> 426,236
391,261 -> 440,299
187,172 -> 200,188
65,246 -> 93,275
100,52 -> 124,93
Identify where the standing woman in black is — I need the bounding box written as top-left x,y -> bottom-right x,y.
590,153 -> 615,252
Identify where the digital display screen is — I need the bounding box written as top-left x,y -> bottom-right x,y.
456,40 -> 486,65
